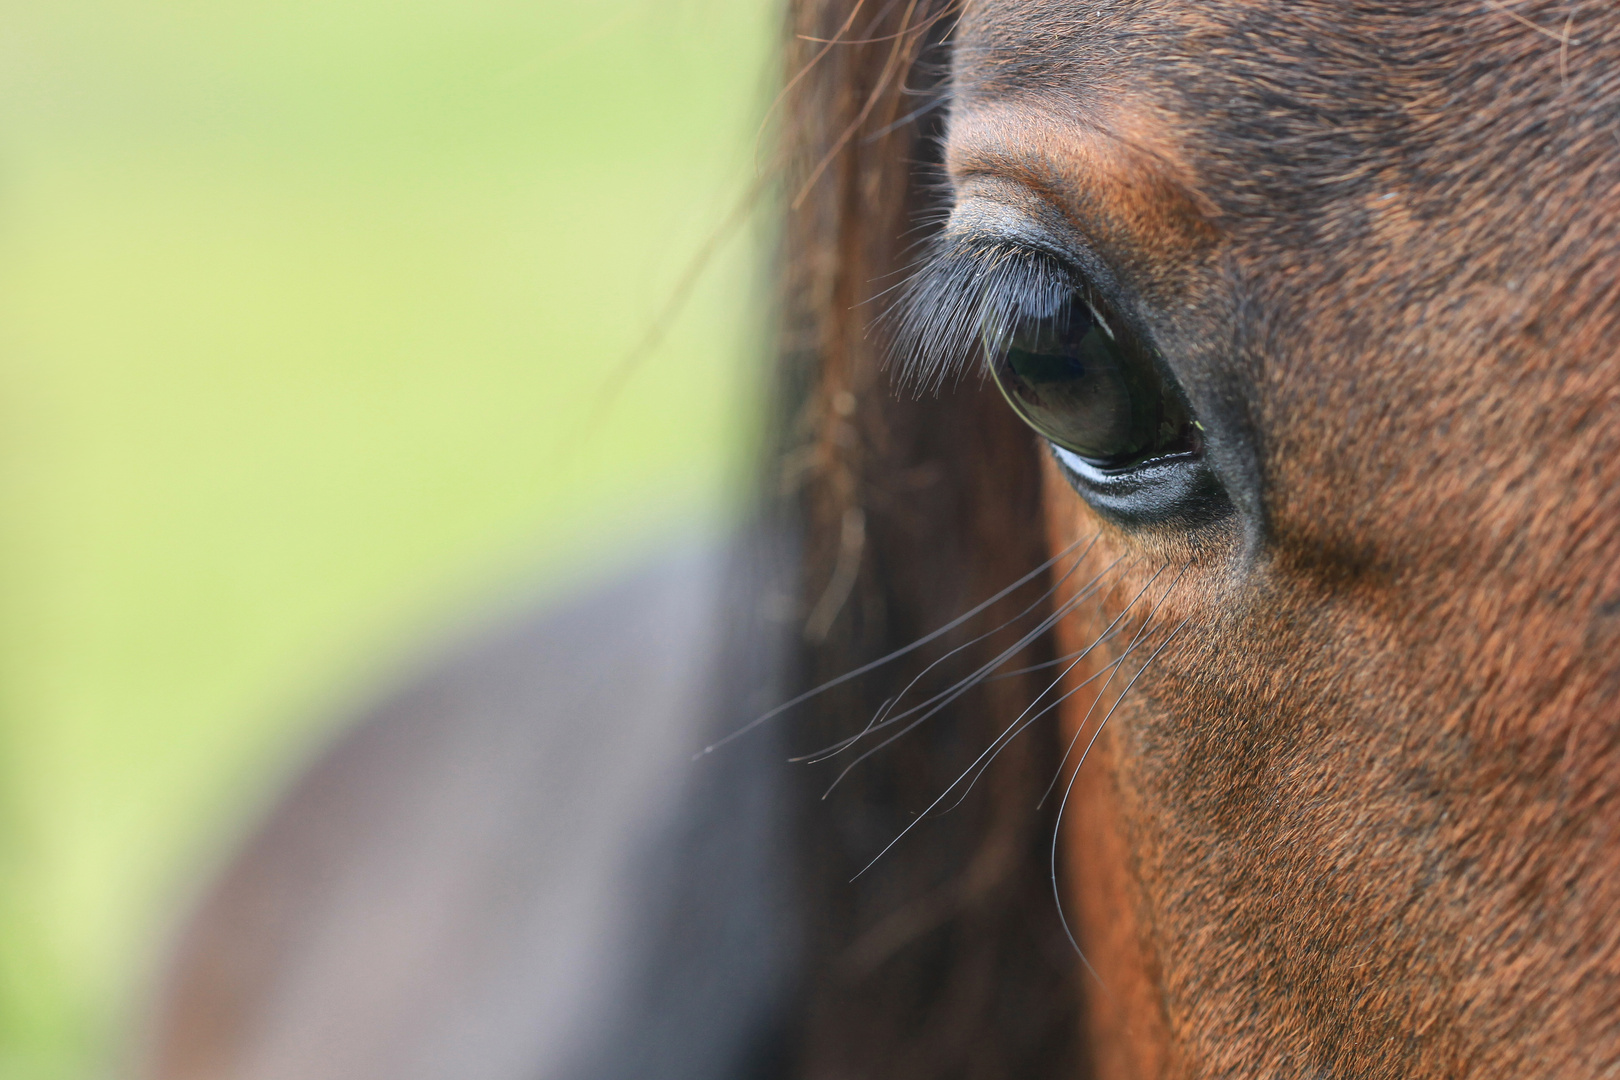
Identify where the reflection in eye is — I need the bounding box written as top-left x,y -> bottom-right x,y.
984,294 -> 1199,471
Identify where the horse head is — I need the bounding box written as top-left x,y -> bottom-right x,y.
866,2 -> 1620,1074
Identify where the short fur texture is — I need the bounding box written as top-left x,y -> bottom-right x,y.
783,1 -> 1620,1077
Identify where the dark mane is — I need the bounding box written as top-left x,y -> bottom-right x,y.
775,2 -> 1083,1076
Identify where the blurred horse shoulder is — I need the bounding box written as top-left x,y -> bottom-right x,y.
140,535 -> 797,1080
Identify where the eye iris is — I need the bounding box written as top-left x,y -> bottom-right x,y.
987,295 -> 1196,469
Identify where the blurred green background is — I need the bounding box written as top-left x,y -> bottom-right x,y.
0,1 -> 772,1076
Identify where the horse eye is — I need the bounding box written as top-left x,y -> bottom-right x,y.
985,294 -> 1199,470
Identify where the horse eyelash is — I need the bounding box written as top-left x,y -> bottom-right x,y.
885,234 -> 1075,394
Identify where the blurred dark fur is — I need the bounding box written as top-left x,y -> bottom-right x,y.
774,3 -> 1084,1077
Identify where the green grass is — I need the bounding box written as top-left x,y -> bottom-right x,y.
0,2 -> 773,1075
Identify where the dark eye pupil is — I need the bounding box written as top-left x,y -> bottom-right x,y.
987,295 -> 1197,470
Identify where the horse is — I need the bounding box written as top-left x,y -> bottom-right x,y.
138,1 -> 1620,1078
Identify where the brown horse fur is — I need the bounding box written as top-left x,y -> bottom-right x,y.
783,0 -> 1620,1077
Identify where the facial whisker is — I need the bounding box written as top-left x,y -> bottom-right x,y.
845,559 -> 1165,877
1038,561 -> 1189,809
813,558 -> 1124,787
812,535 -> 1099,762
1050,618 -> 1192,976
988,642 -> 1126,681
794,553 -> 1121,764
960,562 -> 1182,814
811,582 -> 1100,782
934,646 -> 1142,817
698,534 -> 1091,758
791,560 -> 1112,765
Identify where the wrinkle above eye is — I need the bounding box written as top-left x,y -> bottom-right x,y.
945,104 -> 1223,269
945,192 -> 1092,269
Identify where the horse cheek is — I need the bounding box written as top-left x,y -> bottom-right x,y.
1043,457 -> 1177,1080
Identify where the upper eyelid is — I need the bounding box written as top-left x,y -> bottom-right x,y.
938,229 -> 1138,337
924,240 -> 1074,328
937,238 -> 1071,295
944,194 -> 1089,269
945,190 -> 1136,305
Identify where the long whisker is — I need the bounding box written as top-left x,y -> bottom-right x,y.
988,642 -> 1127,681
863,540 -> 1095,732
804,581 -> 1099,774
811,558 -> 1123,783
844,661 -> 1132,884
789,549 -> 1113,765
794,563 -> 1083,766
1050,618 -> 1191,976
940,565 -> 1182,814
697,535 -> 1091,758
825,535 -> 1098,760
845,562 -> 1172,877
935,647 -> 1142,817
1037,562 -> 1188,809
